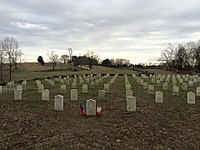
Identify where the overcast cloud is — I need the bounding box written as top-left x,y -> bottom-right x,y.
1,0 -> 200,63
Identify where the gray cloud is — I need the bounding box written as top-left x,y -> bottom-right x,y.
1,0 -> 200,63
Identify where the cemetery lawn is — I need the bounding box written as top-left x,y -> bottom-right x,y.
1,70 -> 200,149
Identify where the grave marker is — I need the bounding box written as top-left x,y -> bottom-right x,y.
98,90 -> 105,100
38,84 -> 44,93
71,89 -> 78,100
0,86 -> 2,93
148,85 -> 154,94
196,87 -> 200,97
60,85 -> 66,93
187,92 -> 195,104
104,84 -> 110,93
54,95 -> 64,111
86,99 -> 96,116
82,84 -> 88,93
173,86 -> 179,96
42,89 -> 49,100
126,96 -> 136,112
14,89 -> 22,100
155,91 -> 163,103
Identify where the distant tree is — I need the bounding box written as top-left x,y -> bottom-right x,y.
60,55 -> 69,64
175,45 -> 189,70
192,46 -> 200,71
12,49 -> 23,70
37,56 -> 45,65
101,59 -> 112,66
47,51 -> 59,70
160,43 -> 175,68
0,36 -> 19,81
85,51 -> 99,70
0,45 -> 5,83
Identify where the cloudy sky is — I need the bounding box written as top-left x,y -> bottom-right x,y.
1,0 -> 200,63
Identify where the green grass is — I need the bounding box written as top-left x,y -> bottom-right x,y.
9,66 -> 137,82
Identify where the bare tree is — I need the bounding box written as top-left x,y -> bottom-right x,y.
175,45 -> 189,70
0,45 -> 5,83
12,49 -> 23,70
47,51 -> 59,70
85,51 -> 99,70
160,43 -> 175,68
192,46 -> 200,70
0,36 -> 19,81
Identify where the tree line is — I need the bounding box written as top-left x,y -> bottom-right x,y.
160,40 -> 200,71
38,49 -> 132,71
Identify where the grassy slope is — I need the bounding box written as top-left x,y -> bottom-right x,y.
11,64 -> 137,81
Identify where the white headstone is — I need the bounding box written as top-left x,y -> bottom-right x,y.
188,80 -> 193,87
17,85 -> 22,91
156,80 -> 161,87
126,96 -> 136,112
187,92 -> 195,104
60,85 -> 66,93
126,90 -> 133,100
71,89 -> 78,100
151,77 -> 156,83
196,87 -> 200,97
172,80 -> 177,87
99,78 -> 103,83
71,82 -> 77,89
79,79 -> 84,85
139,79 -> 144,86
60,79 -> 64,84
104,84 -> 110,93
54,95 -> 64,111
172,86 -> 179,96
125,84 -> 131,90
7,82 -> 12,88
86,99 -> 96,116
155,91 -> 163,103
179,79 -> 183,84
98,90 -> 105,100
194,78 -> 198,84
36,80 -> 41,85
148,85 -> 154,94
38,84 -> 44,93
182,83 -> 188,91
86,78 -> 90,83
82,84 -> 88,93
94,79 -> 99,85
22,81 -> 27,88
50,80 -> 55,86
90,82 -> 95,89
42,89 -> 49,100
65,80 -> 70,86
162,82 -> 168,91
0,86 -> 2,93
14,89 -> 22,100
143,82 -> 148,89
11,81 -> 15,87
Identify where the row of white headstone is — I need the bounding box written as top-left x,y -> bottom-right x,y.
11,86 -> 107,101
132,74 -> 197,104
155,91 -> 196,104
133,73 -> 200,96
125,75 -> 136,112
54,95 -> 97,116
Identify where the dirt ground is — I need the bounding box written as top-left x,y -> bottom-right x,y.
1,76 -> 200,150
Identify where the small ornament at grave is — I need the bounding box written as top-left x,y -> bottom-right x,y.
80,104 -> 102,116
